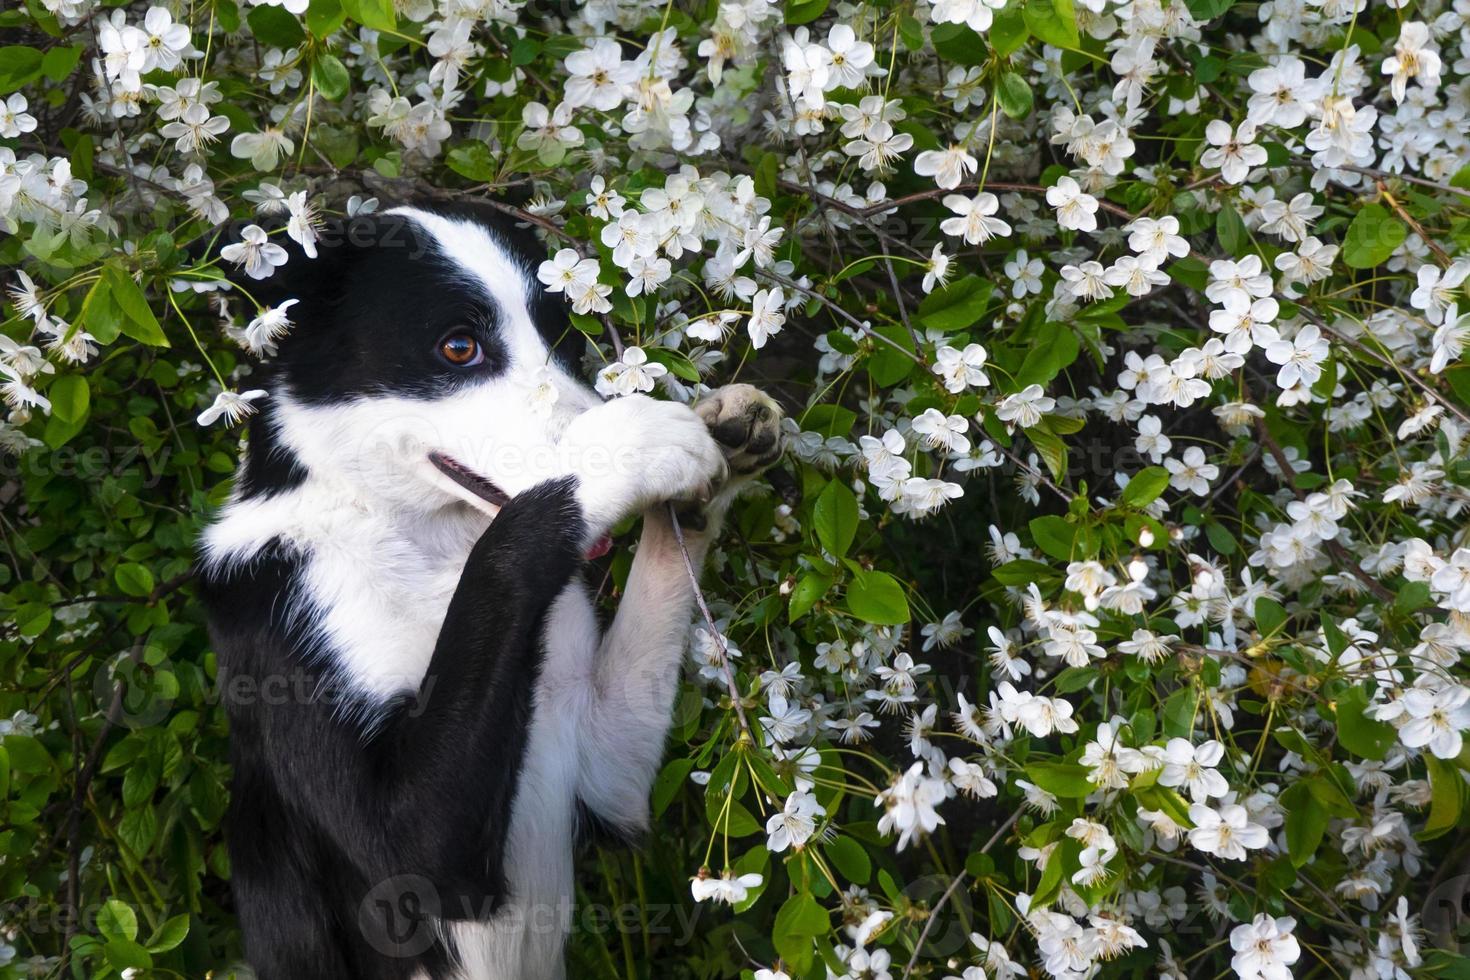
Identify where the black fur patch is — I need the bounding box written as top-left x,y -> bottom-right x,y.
199,478 -> 589,980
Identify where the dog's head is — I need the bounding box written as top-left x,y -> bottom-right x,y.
205,201 -> 604,519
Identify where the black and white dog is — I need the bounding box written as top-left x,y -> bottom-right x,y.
196,201 -> 782,979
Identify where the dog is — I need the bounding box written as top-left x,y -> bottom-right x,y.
195,201 -> 783,979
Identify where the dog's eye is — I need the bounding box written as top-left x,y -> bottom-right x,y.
438,334 -> 482,367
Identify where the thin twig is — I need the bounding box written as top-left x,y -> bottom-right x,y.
1248,408 -> 1396,603
764,270 -> 925,364
901,809 -> 1023,979
667,504 -> 751,740
1377,182 -> 1451,265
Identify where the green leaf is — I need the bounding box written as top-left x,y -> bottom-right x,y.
746,753 -> 793,797
846,570 -> 909,625
246,4 -> 306,46
1424,755 -> 1465,840
1205,521 -> 1237,555
48,374 -> 89,424
115,562 -> 155,598
1282,782 -> 1328,867
106,268 -> 169,347
305,0 -> 345,34
1216,205 -> 1247,255
642,346 -> 700,382
784,0 -> 829,25
311,53 -> 350,100
40,44 -> 82,81
145,914 -> 190,954
77,275 -> 121,343
1342,204 -> 1407,269
97,900 -> 139,942
1031,837 -> 1079,909
3,734 -> 51,773
996,72 -> 1033,119
916,274 -> 993,331
989,7 -> 1030,56
1162,685 -> 1199,738
1027,762 -> 1094,798
1029,515 -> 1077,561
773,892 -> 828,972
866,325 -> 917,387
104,938 -> 152,971
896,14 -> 926,50
0,46 -> 43,93
652,757 -> 694,818
799,404 -> 857,438
1185,0 -> 1235,20
445,141 -> 497,182
1321,615 -> 1348,658
1023,0 -> 1079,49
992,558 -> 1063,587
789,571 -> 832,623
1120,466 -> 1170,507
341,0 -> 396,30
814,479 -> 859,557
1393,581 -> 1433,615
1334,687 -> 1395,761
931,23 -> 988,65
1254,597 -> 1288,635
1166,256 -> 1209,292
826,835 -> 871,884
1015,322 -> 1079,387
1026,425 -> 1067,482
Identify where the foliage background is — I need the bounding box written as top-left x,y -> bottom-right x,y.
2,0 -> 1470,976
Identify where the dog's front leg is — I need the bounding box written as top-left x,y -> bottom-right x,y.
577,385 -> 784,836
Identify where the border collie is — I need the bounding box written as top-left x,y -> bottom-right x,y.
196,201 -> 783,979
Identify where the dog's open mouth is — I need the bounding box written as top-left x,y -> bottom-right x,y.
428,450 -> 512,509
426,451 -> 612,560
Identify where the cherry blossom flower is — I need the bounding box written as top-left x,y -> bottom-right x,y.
1188,803 -> 1269,860
941,191 -> 1011,245
563,39 -> 635,111
1264,324 -> 1330,389
1158,738 -> 1229,802
690,870 -> 762,905
594,346 -> 667,397
1382,22 -> 1441,104
914,144 -> 978,190
1046,176 -> 1100,232
1230,915 -> 1300,980
0,95 -> 37,140
747,287 -> 786,349
996,384 -> 1055,429
197,389 -> 268,426
1200,120 -> 1268,184
219,224 -> 289,280
766,790 -> 825,852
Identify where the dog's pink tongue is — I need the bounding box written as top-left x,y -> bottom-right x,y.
584,534 -> 613,560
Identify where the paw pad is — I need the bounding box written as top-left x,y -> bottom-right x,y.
695,384 -> 785,476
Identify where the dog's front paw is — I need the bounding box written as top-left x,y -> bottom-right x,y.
695,384 -> 785,478
560,394 -> 726,535
667,385 -> 785,532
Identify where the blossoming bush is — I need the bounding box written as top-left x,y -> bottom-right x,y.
3,0 -> 1470,974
